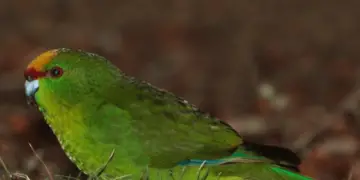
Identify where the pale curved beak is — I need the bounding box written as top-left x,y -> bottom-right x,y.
25,80 -> 39,106
25,80 -> 39,97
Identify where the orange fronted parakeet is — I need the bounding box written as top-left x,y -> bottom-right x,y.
24,48 -> 312,180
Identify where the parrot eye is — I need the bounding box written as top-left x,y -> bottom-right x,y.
49,66 -> 63,78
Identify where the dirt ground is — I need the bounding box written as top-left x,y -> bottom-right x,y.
1,1 -> 360,179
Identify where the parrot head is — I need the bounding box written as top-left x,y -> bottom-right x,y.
24,48 -> 120,112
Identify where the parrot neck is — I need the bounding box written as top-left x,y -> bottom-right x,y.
41,101 -> 93,170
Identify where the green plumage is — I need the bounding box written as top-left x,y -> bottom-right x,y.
25,48 -> 313,180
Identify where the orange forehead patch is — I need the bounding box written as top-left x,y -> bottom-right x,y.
27,49 -> 58,71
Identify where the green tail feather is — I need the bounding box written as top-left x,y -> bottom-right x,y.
176,143 -> 314,180
271,167 -> 313,180
201,150 -> 313,180
213,143 -> 314,180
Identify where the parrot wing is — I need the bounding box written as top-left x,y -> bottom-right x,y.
88,78 -> 312,179
85,103 -> 313,180
101,80 -> 246,166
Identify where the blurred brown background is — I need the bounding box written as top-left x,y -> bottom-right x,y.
1,0 -> 360,179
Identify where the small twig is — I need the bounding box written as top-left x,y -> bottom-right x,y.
28,143 -> 53,180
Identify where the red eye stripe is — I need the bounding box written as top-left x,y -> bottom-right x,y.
24,68 -> 47,80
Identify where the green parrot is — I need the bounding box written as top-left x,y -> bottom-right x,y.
24,48 -> 313,180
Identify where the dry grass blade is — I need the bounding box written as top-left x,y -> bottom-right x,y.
347,165 -> 354,180
141,166 -> 149,180
179,166 -> 187,180
0,156 -> 12,178
196,161 -> 209,180
94,149 -> 116,179
28,143 -> 53,180
168,169 -> 175,180
113,174 -> 132,180
0,156 -> 30,180
216,172 -> 222,180
10,172 -> 31,180
53,174 -> 81,180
